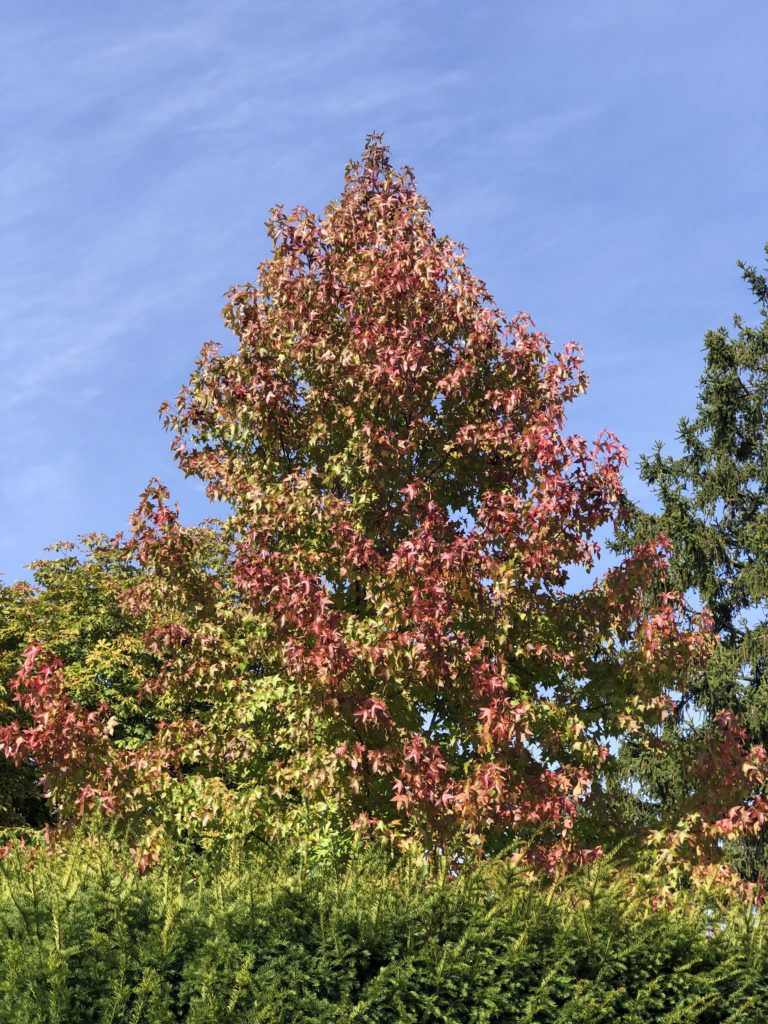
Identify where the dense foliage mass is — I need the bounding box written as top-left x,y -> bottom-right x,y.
616,250 -> 768,876
3,136 -> 768,1022
1,836 -> 766,1024
0,138 -> 726,872
0,141 -> 765,900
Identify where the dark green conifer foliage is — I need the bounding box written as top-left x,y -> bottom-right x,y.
616,247 -> 768,875
0,834 -> 765,1023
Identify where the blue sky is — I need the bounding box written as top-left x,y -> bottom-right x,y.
2,0 -> 766,583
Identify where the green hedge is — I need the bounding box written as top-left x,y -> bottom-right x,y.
0,838 -> 765,1023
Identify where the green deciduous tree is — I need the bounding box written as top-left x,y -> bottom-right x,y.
0,537 -> 146,829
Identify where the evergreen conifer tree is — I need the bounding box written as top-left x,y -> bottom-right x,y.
616,247 -> 768,876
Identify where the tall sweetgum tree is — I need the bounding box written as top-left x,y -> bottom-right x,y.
145,136 -> 709,866
7,138 -> 736,872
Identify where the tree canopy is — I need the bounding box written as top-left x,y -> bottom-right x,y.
617,247 -> 768,877
2,138 -> 756,878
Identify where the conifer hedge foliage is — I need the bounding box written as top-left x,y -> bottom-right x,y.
1,836 -> 766,1024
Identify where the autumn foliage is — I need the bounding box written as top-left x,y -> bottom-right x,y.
1,137 -> 759,877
